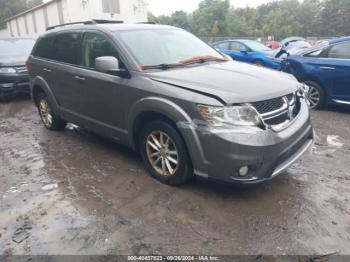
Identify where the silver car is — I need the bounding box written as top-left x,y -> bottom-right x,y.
28,21 -> 314,186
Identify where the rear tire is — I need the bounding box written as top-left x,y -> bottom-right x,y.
0,91 -> 11,102
139,120 -> 193,186
36,92 -> 67,131
303,81 -> 325,110
254,60 -> 264,66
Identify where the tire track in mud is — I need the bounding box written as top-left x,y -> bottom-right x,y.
1,100 -> 350,255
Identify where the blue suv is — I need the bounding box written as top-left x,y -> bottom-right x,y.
213,39 -> 281,70
282,37 -> 350,109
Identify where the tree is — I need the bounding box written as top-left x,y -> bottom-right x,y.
210,20 -> 220,36
150,0 -> 350,39
321,0 -> 350,36
191,0 -> 230,36
0,0 -> 43,28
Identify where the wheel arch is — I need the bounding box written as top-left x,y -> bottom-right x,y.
299,75 -> 328,97
128,97 -> 192,150
128,97 -> 206,171
30,77 -> 60,114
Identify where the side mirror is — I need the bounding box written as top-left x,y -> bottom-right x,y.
95,56 -> 130,78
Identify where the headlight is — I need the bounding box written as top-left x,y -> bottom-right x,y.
0,67 -> 16,74
197,104 -> 263,127
298,83 -> 308,97
298,83 -> 310,106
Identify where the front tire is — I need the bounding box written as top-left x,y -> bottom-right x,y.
139,120 -> 193,186
303,81 -> 325,110
37,93 -> 67,131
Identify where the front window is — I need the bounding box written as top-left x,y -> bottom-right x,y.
82,32 -> 124,69
117,29 -> 224,67
328,42 -> 350,59
244,41 -> 271,52
0,39 -> 35,58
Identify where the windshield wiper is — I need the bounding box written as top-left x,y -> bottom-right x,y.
140,63 -> 184,71
179,55 -> 229,65
140,55 -> 229,71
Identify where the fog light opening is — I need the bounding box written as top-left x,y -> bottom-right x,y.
238,166 -> 249,177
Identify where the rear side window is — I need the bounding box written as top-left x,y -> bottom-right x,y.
32,35 -> 55,59
231,42 -> 247,52
215,42 -> 229,51
52,32 -> 81,65
328,42 -> 350,59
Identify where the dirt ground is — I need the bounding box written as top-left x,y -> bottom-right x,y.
0,98 -> 349,256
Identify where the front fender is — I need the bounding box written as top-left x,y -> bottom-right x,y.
127,97 -> 207,171
30,76 -> 60,115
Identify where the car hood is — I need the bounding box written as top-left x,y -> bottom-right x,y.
149,61 -> 298,105
0,55 -> 27,67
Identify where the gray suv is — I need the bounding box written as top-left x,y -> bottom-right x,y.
28,21 -> 314,186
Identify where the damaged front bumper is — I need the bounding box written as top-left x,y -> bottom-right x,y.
180,99 -> 314,184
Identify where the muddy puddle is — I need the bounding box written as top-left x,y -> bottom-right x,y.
0,100 -> 350,255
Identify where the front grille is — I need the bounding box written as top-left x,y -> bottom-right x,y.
264,112 -> 289,125
252,97 -> 284,114
252,93 -> 301,130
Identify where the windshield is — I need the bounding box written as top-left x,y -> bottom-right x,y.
244,41 -> 271,52
0,39 -> 35,57
117,29 -> 224,67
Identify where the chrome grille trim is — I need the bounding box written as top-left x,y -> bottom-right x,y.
251,92 -> 300,131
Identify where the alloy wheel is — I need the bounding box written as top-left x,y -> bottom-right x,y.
304,84 -> 320,109
146,131 -> 179,176
39,99 -> 53,127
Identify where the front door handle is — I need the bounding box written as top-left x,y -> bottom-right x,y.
75,76 -> 86,81
43,68 -> 52,72
320,66 -> 335,70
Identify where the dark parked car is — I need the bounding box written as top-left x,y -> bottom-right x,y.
213,39 -> 281,69
0,38 -> 35,101
28,21 -> 313,186
282,37 -> 350,109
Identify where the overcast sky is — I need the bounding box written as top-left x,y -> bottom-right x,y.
146,0 -> 277,16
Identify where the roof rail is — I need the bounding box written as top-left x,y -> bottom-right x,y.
91,19 -> 124,24
46,20 -> 124,31
137,22 -> 157,25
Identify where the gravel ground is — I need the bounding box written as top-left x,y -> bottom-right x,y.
0,99 -> 349,255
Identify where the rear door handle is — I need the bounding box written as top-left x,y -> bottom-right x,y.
43,68 -> 52,72
75,76 -> 86,81
320,66 -> 335,70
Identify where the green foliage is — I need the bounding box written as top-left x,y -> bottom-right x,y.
149,0 -> 350,39
0,0 -> 43,28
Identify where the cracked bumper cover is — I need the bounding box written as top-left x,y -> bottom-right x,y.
180,99 -> 313,184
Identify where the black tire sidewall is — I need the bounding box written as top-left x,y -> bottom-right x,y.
304,81 -> 325,110
139,120 -> 193,186
0,91 -> 11,102
254,60 -> 264,66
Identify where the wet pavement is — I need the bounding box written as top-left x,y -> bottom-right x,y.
0,99 -> 349,255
